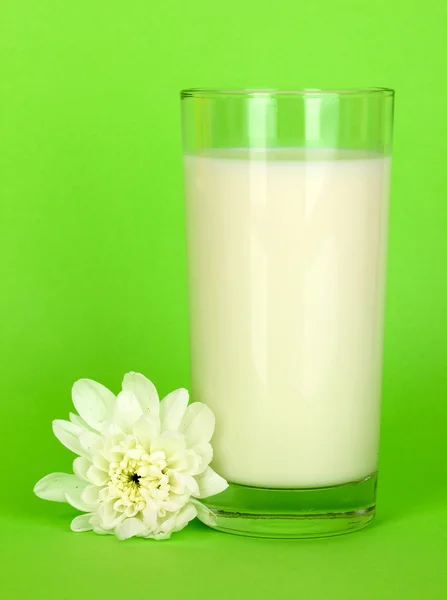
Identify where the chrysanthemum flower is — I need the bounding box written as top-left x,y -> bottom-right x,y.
34,372 -> 227,540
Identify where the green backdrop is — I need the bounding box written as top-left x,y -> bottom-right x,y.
1,1 -> 446,598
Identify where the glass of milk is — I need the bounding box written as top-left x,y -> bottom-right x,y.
181,88 -> 394,538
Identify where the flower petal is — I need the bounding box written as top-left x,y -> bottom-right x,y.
160,502 -> 197,534
81,484 -> 101,506
194,467 -> 228,499
79,430 -> 103,454
167,472 -> 187,495
159,388 -> 189,432
190,498 -> 218,527
150,433 -> 186,458
133,415 -> 160,451
52,420 -> 86,456
122,372 -> 159,417
90,515 -> 113,535
179,403 -> 215,447
173,502 -> 198,532
113,390 -> 143,432
92,453 -> 109,472
93,527 -> 112,535
34,473 -> 86,502
142,507 -> 158,530
65,489 -> 92,512
69,412 -> 97,433
98,499 -> 125,529
72,379 -> 115,431
152,531 -> 172,540
178,474 -> 200,496
182,449 -> 202,475
193,443 -> 213,472
73,457 -> 91,481
102,423 -> 123,438
70,513 -> 93,532
115,517 -> 147,540
163,493 -> 191,512
86,465 -> 109,486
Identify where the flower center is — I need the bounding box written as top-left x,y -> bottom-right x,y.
107,441 -> 174,519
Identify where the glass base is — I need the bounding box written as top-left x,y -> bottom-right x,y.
201,473 -> 377,539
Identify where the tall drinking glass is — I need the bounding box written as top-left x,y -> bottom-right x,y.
181,88 -> 394,538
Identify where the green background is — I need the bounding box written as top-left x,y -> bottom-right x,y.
1,0 -> 446,598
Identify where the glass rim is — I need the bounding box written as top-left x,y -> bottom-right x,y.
181,87 -> 395,99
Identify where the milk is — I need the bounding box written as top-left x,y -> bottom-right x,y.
184,149 -> 390,489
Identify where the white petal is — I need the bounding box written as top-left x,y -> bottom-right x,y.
102,423 -> 123,437
160,503 -> 197,534
115,517 -> 147,540
133,415 -> 160,451
79,431 -> 103,454
127,447 -> 145,460
81,484 -> 101,506
164,493 -> 191,512
93,527 -> 111,535
65,490 -> 92,512
152,531 -> 172,540
99,487 -> 113,501
146,451 -> 165,467
124,505 -> 139,518
136,530 -> 151,538
165,453 -> 187,472
34,473 -> 86,502
173,502 -> 197,532
122,372 -> 159,417
150,433 -> 186,458
190,498 -> 218,527
72,379 -> 115,431
52,420 -> 85,456
69,412 -> 97,433
113,390 -> 143,432
70,513 -> 93,532
73,457 -> 91,481
194,467 -> 228,499
98,499 -> 125,529
92,453 -> 109,472
179,474 -> 199,496
179,403 -> 215,447
193,443 -> 213,471
90,515 -> 113,535
95,528 -> 111,535
180,450 -> 202,475
160,388 -> 189,432
168,472 -> 187,495
86,465 -> 109,487
142,507 -> 158,529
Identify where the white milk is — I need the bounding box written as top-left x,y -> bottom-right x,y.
184,149 -> 390,488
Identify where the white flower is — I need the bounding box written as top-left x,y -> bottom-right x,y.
34,372 -> 227,540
